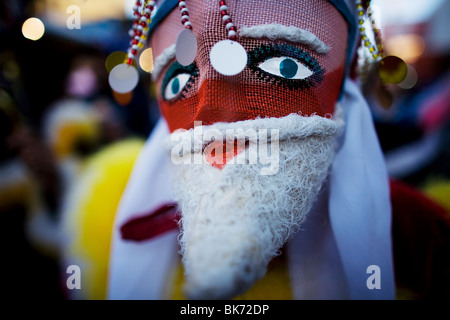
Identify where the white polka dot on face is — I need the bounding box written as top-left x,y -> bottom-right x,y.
176,28 -> 198,66
210,40 -> 248,76
108,63 -> 139,93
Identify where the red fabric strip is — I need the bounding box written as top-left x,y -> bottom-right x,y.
120,203 -> 180,241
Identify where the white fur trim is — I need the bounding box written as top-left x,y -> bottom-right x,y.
152,44 -> 176,81
239,24 -> 330,54
166,110 -> 344,157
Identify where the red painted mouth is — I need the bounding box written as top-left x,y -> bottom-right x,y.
120,203 -> 180,241
204,139 -> 249,169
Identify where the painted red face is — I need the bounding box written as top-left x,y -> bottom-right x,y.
151,0 -> 348,132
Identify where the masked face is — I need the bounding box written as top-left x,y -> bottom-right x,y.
151,0 -> 349,299
151,0 -> 348,132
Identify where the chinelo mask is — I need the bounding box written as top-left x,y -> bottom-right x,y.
105,0 -> 396,301
150,0 -> 350,131
137,0 -> 351,299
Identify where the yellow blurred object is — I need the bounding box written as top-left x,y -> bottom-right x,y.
169,255 -> 293,300
60,138 -> 144,299
105,51 -> 128,73
422,179 -> 450,214
0,161 -> 34,212
42,0 -> 127,24
43,99 -> 100,160
54,121 -> 99,158
378,55 -> 408,84
22,17 -> 45,41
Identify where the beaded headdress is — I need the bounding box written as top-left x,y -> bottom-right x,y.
109,0 -> 357,94
108,0 -> 404,114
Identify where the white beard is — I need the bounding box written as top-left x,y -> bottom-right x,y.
164,108 -> 344,299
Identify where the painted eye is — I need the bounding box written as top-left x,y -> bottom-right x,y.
164,73 -> 191,100
258,57 -> 313,80
248,45 -> 324,91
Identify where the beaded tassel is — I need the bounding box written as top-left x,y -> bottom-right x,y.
108,0 -> 156,95
356,0 -> 383,62
174,0 -> 198,66
219,0 -> 238,40
178,1 -> 192,30
209,0 -> 247,75
126,0 -> 156,66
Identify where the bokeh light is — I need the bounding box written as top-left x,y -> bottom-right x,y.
139,48 -> 154,73
112,90 -> 133,106
43,0 -> 127,24
105,51 -> 128,73
22,17 -> 45,41
397,65 -> 418,90
378,55 -> 408,84
384,34 -> 426,64
108,63 -> 139,94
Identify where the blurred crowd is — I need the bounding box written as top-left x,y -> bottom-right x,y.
365,0 -> 450,190
0,0 -> 449,299
1,0 -> 158,299
362,0 -> 450,299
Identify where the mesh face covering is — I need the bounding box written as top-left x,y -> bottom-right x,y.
151,0 -> 348,132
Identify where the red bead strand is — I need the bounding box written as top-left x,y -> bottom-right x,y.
126,0 -> 156,65
218,0 -> 237,41
178,1 -> 193,30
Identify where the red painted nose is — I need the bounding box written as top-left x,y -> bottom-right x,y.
193,78 -> 255,126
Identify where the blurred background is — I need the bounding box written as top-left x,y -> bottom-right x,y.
362,0 -> 450,300
0,0 -> 159,299
0,0 -> 448,299
368,0 -> 450,187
